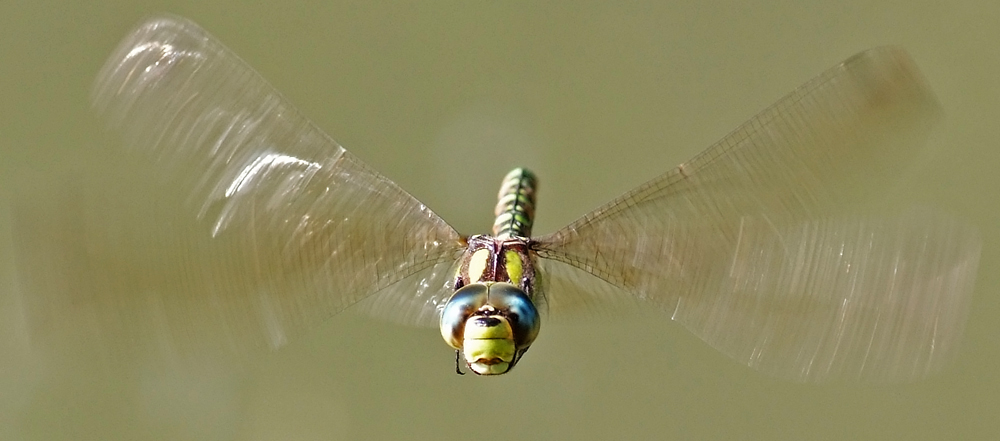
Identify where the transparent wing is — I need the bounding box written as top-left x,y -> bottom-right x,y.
533,47 -> 981,381
537,211 -> 980,382
350,258 -> 462,328
44,15 -> 464,355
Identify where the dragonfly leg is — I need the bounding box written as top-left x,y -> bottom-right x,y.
454,350 -> 465,375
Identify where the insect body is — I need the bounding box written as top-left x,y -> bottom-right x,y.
441,169 -> 541,374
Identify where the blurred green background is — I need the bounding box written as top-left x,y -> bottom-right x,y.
1,1 -> 997,440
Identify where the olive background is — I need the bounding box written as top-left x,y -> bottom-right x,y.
1,1 -> 997,440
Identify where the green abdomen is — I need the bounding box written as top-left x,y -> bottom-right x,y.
492,168 -> 538,239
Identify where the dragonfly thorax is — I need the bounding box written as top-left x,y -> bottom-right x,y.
454,234 -> 535,290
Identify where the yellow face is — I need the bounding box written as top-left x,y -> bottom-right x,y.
462,313 -> 516,375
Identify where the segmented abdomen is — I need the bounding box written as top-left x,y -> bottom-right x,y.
492,168 -> 538,239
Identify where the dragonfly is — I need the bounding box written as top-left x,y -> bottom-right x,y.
80,15 -> 980,380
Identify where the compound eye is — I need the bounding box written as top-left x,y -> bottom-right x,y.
488,283 -> 540,349
439,284 -> 489,349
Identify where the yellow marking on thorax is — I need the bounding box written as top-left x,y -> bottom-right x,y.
468,248 -> 492,282
505,250 -> 523,285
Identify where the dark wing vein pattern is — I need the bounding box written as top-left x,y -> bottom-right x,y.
86,16 -> 463,353
534,47 -> 980,381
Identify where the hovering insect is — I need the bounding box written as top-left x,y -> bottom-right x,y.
85,15 -> 979,380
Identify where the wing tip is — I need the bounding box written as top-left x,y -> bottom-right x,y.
91,14 -> 211,114
839,46 -> 942,120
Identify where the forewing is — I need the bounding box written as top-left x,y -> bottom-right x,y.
23,15 -> 464,356
349,258 -> 463,328
534,48 -> 981,381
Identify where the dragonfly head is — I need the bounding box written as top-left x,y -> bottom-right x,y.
440,282 -> 540,375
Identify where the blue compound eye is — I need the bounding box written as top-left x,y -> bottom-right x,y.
488,283 -> 540,349
439,284 -> 489,349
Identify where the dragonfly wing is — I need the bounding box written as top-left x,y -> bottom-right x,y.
538,210 -> 979,382
681,211 -> 979,382
349,258 -> 463,328
533,48 -> 981,381
30,15 -> 464,356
